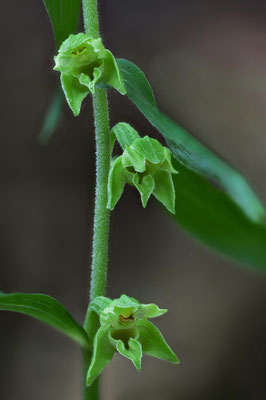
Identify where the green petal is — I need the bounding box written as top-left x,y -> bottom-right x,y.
89,296 -> 112,315
122,147 -> 146,173
104,50 -> 127,95
86,326 -> 115,386
137,319 -> 179,364
116,337 -> 142,371
152,170 -> 176,214
136,303 -> 167,319
59,33 -> 89,54
111,294 -> 140,311
111,122 -> 140,150
61,73 -> 89,116
132,174 -> 155,208
162,148 -> 179,173
84,297 -> 112,340
131,136 -> 164,164
107,157 -> 127,210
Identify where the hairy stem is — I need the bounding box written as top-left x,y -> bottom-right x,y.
82,349 -> 99,400
82,0 -> 99,39
82,0 -> 110,398
89,90 -> 110,302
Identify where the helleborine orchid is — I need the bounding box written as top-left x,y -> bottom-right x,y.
54,33 -> 126,116
107,123 -> 178,213
86,294 -> 179,386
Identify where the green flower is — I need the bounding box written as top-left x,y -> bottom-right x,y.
54,33 -> 126,116
107,123 -> 178,213
86,294 -> 179,386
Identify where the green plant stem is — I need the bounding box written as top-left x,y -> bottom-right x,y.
82,0 -> 99,39
82,0 -> 110,399
89,90 -> 110,302
82,349 -> 99,400
82,88 -> 110,400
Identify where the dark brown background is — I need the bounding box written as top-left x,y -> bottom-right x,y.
0,1 -> 266,399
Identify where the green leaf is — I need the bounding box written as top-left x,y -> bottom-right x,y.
42,0 -> 81,48
117,58 -> 265,224
172,161 -> 266,270
38,89 -> 63,145
137,319 -> 179,364
0,292 -> 89,348
118,58 -> 266,270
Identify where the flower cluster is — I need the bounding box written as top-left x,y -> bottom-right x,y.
86,294 -> 179,386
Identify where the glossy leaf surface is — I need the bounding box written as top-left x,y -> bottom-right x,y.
172,161 -> 266,270
42,0 -> 81,48
0,292 -> 89,348
118,58 -> 266,270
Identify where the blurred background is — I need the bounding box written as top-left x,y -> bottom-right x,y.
0,0 -> 266,399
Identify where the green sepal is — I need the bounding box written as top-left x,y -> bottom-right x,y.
104,50 -> 126,95
111,294 -> 140,310
111,122 -> 140,150
153,169 -> 176,214
137,319 -> 179,364
86,326 -> 115,386
88,296 -> 113,316
61,73 -> 89,116
115,337 -> 142,371
136,319 -> 179,364
107,157 -> 127,210
54,33 -> 126,116
136,303 -> 167,319
161,147 -> 179,173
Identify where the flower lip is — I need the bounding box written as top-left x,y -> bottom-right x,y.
109,327 -> 139,349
